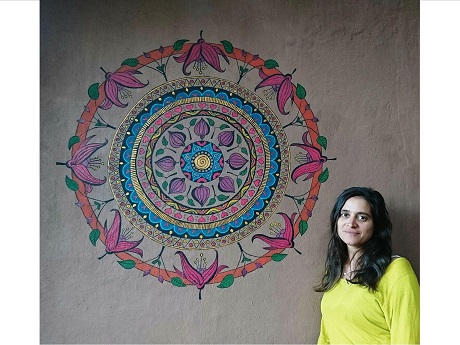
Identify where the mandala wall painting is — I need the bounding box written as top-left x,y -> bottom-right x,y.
57,31 -> 334,300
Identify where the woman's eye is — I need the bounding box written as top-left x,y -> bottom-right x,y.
340,212 -> 348,218
358,215 -> 368,221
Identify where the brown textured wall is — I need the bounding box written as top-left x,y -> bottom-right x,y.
40,0 -> 419,343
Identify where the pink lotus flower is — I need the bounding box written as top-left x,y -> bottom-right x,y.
252,212 -> 301,254
99,68 -> 148,109
255,68 -> 296,115
291,132 -> 331,183
174,31 -> 229,76
174,250 -> 228,300
98,209 -> 143,259
63,135 -> 107,193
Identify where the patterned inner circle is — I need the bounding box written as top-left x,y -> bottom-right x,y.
180,141 -> 224,182
108,77 -> 290,248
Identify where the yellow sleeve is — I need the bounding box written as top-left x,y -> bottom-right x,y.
385,271 -> 420,344
317,317 -> 329,344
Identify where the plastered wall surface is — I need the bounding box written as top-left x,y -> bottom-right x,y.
40,0 -> 419,344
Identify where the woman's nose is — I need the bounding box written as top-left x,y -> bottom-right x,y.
347,217 -> 358,227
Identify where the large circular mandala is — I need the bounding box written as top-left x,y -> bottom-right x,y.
59,32 -> 333,299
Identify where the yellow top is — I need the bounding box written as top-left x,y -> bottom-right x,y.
318,257 -> 420,344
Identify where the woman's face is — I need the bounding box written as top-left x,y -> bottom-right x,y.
337,196 -> 374,252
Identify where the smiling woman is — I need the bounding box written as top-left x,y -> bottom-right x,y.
314,187 -> 420,344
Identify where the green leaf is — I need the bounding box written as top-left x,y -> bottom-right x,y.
264,59 -> 279,69
236,178 -> 242,187
299,220 -> 308,236
118,260 -> 136,269
241,147 -> 248,155
242,256 -> 252,263
155,64 -> 165,73
175,195 -> 185,201
174,124 -> 185,130
272,253 -> 288,262
89,229 -> 100,246
318,168 -> 329,183
68,136 -> 80,150
207,118 -> 215,126
171,276 -> 186,287
162,181 -> 168,190
156,149 -> 165,156
88,83 -> 99,100
219,124 -> 230,130
236,134 -> 242,145
217,194 -> 228,201
162,137 -> 168,146
208,198 -> 216,206
190,118 -> 197,126
94,201 -> 101,210
65,175 -> 79,191
217,274 -> 234,288
316,136 -> 328,150
187,199 -> 195,206
173,39 -> 189,52
220,40 -> 234,54
155,170 -> 164,177
296,83 -> 307,99
121,58 -> 139,67
239,168 -> 247,176
95,120 -> 105,127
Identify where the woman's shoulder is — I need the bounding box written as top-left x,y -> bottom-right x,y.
384,256 -> 416,279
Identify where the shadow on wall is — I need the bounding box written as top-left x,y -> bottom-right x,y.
390,206 -> 420,279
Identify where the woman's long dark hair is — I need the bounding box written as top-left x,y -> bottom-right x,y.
314,187 -> 392,292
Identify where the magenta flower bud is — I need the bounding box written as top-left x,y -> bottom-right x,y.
194,118 -> 210,139
169,178 -> 186,194
192,185 -> 210,206
143,52 -> 151,58
159,46 -> 165,54
217,131 -> 234,147
226,153 -> 248,170
218,176 -> 235,193
154,156 -> 177,172
168,131 -> 186,148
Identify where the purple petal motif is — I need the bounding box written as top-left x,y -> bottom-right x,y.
218,176 -> 235,193
218,131 -> 234,147
226,153 -> 248,170
194,118 -> 210,140
192,185 -> 210,207
154,156 -> 177,172
169,178 -> 186,194
168,131 -> 186,148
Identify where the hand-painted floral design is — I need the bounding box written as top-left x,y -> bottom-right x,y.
62,135 -> 107,193
62,34 -> 330,300
99,68 -> 148,109
98,209 -> 144,259
252,212 -> 300,254
174,251 -> 228,299
291,132 -> 330,183
174,30 -> 229,75
255,68 -> 296,115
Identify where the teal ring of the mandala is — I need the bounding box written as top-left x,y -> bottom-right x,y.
108,77 -> 290,248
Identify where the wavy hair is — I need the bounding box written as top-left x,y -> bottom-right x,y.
314,187 -> 392,292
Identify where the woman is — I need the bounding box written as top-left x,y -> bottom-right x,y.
315,187 -> 420,344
